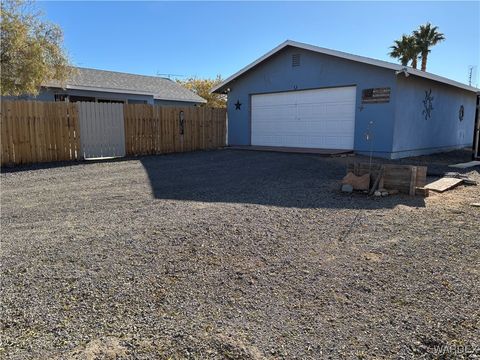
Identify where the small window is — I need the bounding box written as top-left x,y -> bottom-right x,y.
362,87 -> 391,104
292,54 -> 301,67
54,94 -> 68,102
69,95 -> 95,103
97,99 -> 124,104
127,99 -> 148,104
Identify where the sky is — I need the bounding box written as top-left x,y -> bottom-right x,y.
36,1 -> 480,86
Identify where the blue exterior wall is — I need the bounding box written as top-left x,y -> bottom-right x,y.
391,76 -> 477,158
3,88 -> 155,104
224,45 -> 478,158
4,88 -> 201,106
226,46 -> 398,156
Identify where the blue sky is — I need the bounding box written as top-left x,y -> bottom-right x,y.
37,1 -> 480,86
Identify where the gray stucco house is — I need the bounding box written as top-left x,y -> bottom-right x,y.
212,40 -> 478,159
14,67 -> 206,106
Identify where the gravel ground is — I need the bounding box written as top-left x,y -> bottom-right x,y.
1,149 -> 479,359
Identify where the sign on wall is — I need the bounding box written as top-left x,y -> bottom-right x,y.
362,87 -> 391,104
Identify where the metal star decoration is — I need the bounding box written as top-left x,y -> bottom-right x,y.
234,100 -> 242,110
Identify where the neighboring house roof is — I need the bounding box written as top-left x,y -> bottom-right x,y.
212,40 -> 479,94
44,67 -> 206,103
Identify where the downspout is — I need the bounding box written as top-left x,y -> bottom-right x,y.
473,93 -> 480,159
391,67 -> 410,159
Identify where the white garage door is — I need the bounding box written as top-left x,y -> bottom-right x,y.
251,86 -> 356,150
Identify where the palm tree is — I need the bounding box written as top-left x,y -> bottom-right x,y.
389,36 -> 410,66
389,35 -> 420,69
413,23 -> 445,71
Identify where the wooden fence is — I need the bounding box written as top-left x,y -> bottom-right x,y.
1,101 -> 80,165
1,101 -> 227,166
124,105 -> 226,156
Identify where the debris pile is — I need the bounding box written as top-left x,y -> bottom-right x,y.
341,172 -> 370,192
341,162 -> 428,197
444,172 -> 478,186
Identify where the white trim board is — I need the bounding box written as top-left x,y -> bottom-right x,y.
211,40 -> 479,94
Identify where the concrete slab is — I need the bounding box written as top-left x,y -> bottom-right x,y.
228,145 -> 353,156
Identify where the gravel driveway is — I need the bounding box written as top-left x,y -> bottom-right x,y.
1,149 -> 479,359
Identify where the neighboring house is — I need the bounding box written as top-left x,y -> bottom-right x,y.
212,40 -> 478,159
10,67 -> 206,106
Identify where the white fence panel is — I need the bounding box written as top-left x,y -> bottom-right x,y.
77,102 -> 126,159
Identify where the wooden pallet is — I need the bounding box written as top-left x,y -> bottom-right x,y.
346,162 -> 427,195
424,177 -> 463,192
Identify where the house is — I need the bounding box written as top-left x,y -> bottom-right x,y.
14,67 -> 206,106
212,40 -> 478,159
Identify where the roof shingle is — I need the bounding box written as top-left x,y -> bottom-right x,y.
44,67 -> 206,103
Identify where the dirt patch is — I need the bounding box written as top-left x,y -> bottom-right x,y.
363,252 -> 382,262
61,337 -> 128,360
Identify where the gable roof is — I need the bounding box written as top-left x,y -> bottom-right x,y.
211,40 -> 478,94
44,67 -> 206,103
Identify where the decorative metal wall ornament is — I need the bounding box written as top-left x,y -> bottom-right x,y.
422,89 -> 434,120
362,87 -> 391,104
234,100 -> 242,110
459,105 -> 464,121
179,111 -> 185,135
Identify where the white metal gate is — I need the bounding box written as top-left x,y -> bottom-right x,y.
77,102 -> 126,159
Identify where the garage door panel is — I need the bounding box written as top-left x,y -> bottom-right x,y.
297,104 -> 326,117
325,120 -> 353,132
296,87 -> 355,103
305,136 -> 325,147
252,92 -> 292,106
255,106 -> 296,120
251,87 -> 356,150
325,103 -> 355,115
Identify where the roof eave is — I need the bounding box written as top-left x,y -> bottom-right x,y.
45,84 -> 207,103
211,40 -> 479,94
153,95 -> 207,103
46,84 -> 157,96
401,68 -> 479,93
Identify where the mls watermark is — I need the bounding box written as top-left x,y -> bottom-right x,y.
431,344 -> 479,356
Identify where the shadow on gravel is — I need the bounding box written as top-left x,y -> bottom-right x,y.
140,149 -> 427,209
0,157 -> 129,174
